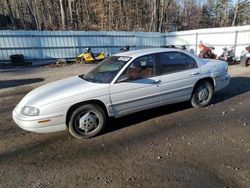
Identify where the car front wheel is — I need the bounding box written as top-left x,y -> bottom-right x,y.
191,81 -> 213,108
69,104 -> 106,139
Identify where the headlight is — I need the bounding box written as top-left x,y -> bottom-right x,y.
21,106 -> 40,116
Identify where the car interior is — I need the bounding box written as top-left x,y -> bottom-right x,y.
127,56 -> 155,80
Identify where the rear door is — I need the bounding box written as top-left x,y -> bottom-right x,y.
158,51 -> 201,104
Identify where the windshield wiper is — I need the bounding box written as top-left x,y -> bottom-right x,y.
79,74 -> 90,81
79,74 -> 105,83
79,75 -> 96,83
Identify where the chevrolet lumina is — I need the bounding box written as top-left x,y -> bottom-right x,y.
12,48 -> 230,139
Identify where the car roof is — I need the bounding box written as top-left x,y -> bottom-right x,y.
114,48 -> 184,58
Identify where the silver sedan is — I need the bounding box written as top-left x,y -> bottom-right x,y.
13,48 -> 230,138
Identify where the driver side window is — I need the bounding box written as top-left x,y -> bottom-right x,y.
120,54 -> 156,81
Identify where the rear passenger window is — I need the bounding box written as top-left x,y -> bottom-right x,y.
159,52 -> 186,74
159,52 -> 198,74
181,53 -> 198,69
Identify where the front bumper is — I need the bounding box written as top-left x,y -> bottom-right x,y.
12,108 -> 66,133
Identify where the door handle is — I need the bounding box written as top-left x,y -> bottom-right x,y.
190,72 -> 200,76
152,79 -> 161,84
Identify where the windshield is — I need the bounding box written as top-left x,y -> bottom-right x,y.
81,56 -> 131,83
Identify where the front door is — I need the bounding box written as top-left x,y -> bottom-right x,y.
109,54 -> 161,117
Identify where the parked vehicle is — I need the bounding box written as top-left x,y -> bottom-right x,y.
161,45 -> 187,51
240,45 -> 250,67
219,46 -> 240,65
75,48 -> 108,64
161,45 -> 177,48
181,45 -> 187,51
119,45 -> 130,52
198,41 -> 217,59
13,48 -> 230,139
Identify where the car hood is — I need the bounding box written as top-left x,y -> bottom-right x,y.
17,76 -> 107,109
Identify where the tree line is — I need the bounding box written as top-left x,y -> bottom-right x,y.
0,0 -> 249,31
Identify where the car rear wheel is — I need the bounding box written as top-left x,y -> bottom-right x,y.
69,104 -> 106,139
191,81 -> 213,108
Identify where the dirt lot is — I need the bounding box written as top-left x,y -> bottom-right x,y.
0,64 -> 250,188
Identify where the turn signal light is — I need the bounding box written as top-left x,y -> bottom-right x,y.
38,119 -> 50,124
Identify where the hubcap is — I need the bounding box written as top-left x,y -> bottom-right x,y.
197,86 -> 209,102
76,112 -> 99,133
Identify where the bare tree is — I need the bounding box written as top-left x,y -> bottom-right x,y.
5,0 -> 16,28
26,0 -> 40,30
59,0 -> 66,30
0,0 -> 248,31
68,0 -> 73,27
232,0 -> 239,26
232,0 -> 250,26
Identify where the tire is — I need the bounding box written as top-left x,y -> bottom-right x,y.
247,58 -> 250,66
68,104 -> 106,139
199,52 -> 205,58
191,81 -> 213,108
240,58 -> 247,67
75,57 -> 81,64
227,56 -> 233,65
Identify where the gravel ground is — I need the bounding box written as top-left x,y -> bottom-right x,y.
0,64 -> 250,188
